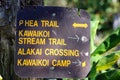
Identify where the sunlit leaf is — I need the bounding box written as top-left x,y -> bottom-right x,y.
90,21 -> 99,53
96,51 -> 120,71
89,28 -> 120,80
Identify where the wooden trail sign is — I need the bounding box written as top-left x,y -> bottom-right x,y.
15,6 -> 90,78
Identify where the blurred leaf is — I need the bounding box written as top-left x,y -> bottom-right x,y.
95,69 -> 120,80
0,75 -> 2,80
92,28 -> 120,57
117,58 -> 120,68
88,62 -> 98,80
90,21 -> 99,53
83,78 -> 88,80
96,51 -> 120,71
89,28 -> 120,80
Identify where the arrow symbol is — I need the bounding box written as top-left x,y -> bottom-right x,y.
68,35 -> 80,42
73,23 -> 88,28
72,59 -> 81,66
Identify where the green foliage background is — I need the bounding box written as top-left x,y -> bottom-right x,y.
66,0 -> 120,80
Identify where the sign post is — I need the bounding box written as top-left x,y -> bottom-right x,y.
15,6 -> 90,79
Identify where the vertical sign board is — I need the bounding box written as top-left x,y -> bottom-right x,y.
15,6 -> 90,78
